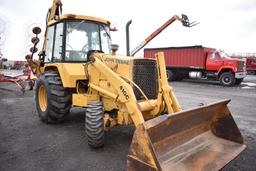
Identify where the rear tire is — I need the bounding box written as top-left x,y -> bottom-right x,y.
174,75 -> 183,81
234,78 -> 244,85
219,72 -> 235,86
167,70 -> 174,81
167,70 -> 183,81
85,101 -> 105,148
35,71 -> 71,123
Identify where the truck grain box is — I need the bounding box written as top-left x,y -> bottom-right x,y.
144,46 -> 247,86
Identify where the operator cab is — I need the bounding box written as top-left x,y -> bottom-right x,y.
44,15 -> 112,63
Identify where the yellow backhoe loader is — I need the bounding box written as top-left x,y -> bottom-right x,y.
25,0 -> 245,170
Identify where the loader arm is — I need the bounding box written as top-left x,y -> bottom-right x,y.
87,52 -> 181,125
87,52 -> 184,169
155,52 -> 181,113
88,54 -> 145,126
125,55 -> 245,171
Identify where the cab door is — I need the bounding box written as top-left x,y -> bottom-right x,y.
206,51 -> 224,71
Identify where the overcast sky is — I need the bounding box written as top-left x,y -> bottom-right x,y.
0,0 -> 256,60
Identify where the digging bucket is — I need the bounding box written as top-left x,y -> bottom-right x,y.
127,99 -> 245,171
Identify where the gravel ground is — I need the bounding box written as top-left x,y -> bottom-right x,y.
0,74 -> 255,171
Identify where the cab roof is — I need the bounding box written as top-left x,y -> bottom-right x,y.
48,14 -> 110,26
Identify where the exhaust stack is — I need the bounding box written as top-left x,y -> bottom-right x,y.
126,20 -> 132,56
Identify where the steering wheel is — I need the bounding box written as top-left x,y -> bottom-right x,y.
81,44 -> 89,59
82,44 -> 89,53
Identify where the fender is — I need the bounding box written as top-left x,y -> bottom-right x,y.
43,63 -> 87,87
217,66 -> 236,76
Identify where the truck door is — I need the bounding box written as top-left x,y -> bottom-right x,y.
206,52 -> 224,71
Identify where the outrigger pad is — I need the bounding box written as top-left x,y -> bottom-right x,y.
127,99 -> 246,171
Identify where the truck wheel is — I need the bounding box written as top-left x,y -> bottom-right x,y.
235,78 -> 244,85
174,75 -> 183,81
167,70 -> 174,81
35,71 -> 71,123
85,101 -> 105,148
171,72 -> 183,81
167,70 -> 183,81
219,72 -> 235,86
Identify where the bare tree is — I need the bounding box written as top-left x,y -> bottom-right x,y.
0,15 -> 7,58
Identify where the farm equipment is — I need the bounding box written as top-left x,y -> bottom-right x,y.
25,0 -> 245,170
0,64 -> 35,93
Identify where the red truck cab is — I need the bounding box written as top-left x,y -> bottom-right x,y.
245,57 -> 256,75
231,54 -> 256,75
206,51 -> 246,85
144,46 -> 246,86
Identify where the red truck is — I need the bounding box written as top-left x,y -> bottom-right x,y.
231,53 -> 256,75
144,46 -> 246,86
246,57 -> 256,75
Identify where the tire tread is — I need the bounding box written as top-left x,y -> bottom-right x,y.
85,101 -> 105,148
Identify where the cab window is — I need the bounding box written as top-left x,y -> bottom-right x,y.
45,26 -> 54,62
45,21 -> 112,62
45,23 -> 64,62
100,25 -> 111,54
53,23 -> 64,62
65,21 -> 100,61
210,52 -> 220,59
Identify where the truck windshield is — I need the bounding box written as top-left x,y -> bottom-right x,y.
65,21 -> 111,61
220,51 -> 231,59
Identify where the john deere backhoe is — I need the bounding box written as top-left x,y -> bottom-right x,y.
25,0 -> 245,170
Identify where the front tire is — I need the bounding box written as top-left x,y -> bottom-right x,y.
35,71 -> 71,123
85,101 -> 105,148
219,72 -> 235,86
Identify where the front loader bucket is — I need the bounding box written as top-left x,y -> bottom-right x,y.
127,99 -> 245,171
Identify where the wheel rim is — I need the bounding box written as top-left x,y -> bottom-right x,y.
223,76 -> 231,84
38,85 -> 47,112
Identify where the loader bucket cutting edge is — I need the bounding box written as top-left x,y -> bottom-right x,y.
127,99 -> 246,171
